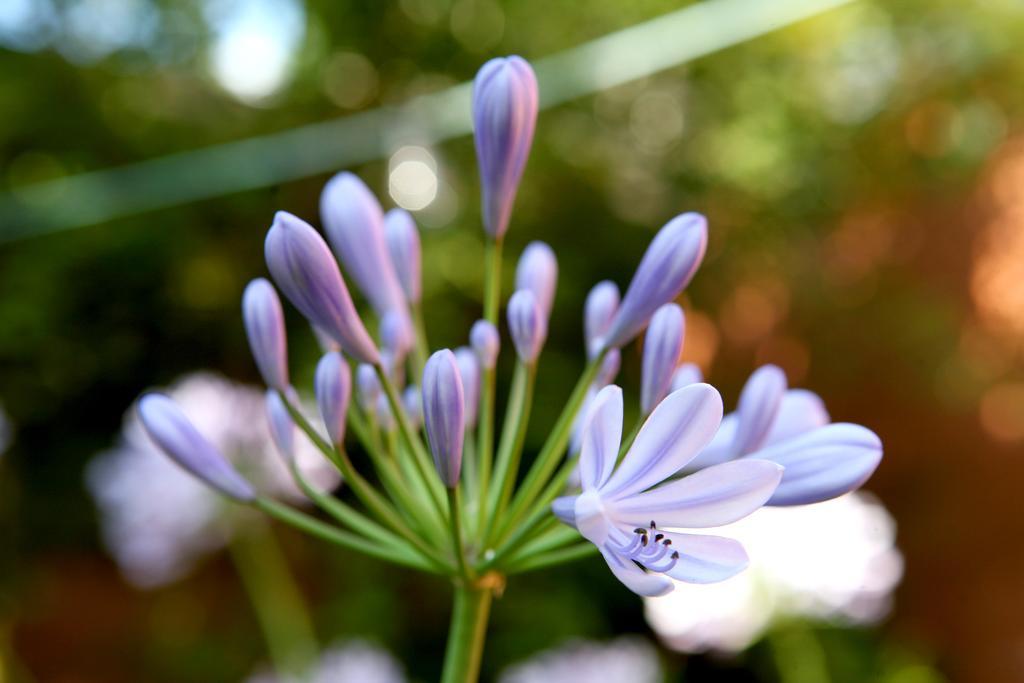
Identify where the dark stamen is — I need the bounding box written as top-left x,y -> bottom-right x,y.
671,551 -> 679,559
650,520 -> 657,529
654,533 -> 664,542
662,539 -> 672,546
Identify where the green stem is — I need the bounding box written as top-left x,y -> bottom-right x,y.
505,542 -> 598,575
376,364 -> 449,519
490,458 -> 575,552
286,461 -> 448,572
483,236 -> 503,325
448,487 -> 471,579
476,365 -> 496,534
440,586 -> 492,683
769,622 -> 831,683
482,362 -> 535,544
228,521 -> 317,678
254,498 -> 433,571
490,354 -> 603,545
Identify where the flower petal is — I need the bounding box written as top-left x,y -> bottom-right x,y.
730,365 -> 787,456
578,385 -> 624,492
750,423 -> 883,506
552,495 -> 577,528
659,532 -> 749,584
685,413 -> 738,471
603,383 -> 723,500
609,459 -> 782,528
600,546 -> 674,597
764,389 -> 829,446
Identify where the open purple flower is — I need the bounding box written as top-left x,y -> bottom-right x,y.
553,384 -> 783,596
686,365 -> 883,506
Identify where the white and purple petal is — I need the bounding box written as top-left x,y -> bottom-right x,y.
602,383 -> 723,500
609,459 -> 782,528
577,385 -> 624,492
730,364 -> 787,456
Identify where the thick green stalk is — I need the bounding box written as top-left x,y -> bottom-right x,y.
481,362 -> 535,544
440,586 -> 492,683
491,355 -> 603,544
255,498 -> 433,571
228,521 -> 317,679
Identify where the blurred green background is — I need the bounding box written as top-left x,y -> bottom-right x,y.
2,0 -> 1023,681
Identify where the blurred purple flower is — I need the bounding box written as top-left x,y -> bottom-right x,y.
473,56 -> 538,239
515,241 -> 557,324
687,365 -> 882,506
422,350 -> 465,487
384,208 -> 422,305
507,290 -> 543,364
356,363 -> 381,414
598,213 -> 707,352
553,384 -> 782,596
670,363 -> 703,392
315,352 -> 351,447
455,346 -> 480,429
403,385 -> 423,429
470,319 -> 500,370
320,172 -> 407,317
640,304 -> 685,415
242,278 -> 289,391
584,281 -> 620,358
264,211 -> 379,364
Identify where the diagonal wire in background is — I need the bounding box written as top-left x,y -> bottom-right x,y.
0,0 -> 853,242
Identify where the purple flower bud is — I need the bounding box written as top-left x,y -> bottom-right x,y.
265,389 -> 296,460
515,241 -> 558,322
264,211 -> 380,364
380,309 -> 414,358
641,304 -> 686,414
507,289 -> 544,364
242,278 -> 289,391
584,281 -> 620,358
384,208 -> 422,305
376,394 -> 394,431
320,172 -> 407,316
137,393 -> 255,501
600,213 -> 708,351
403,385 -> 423,429
597,348 -> 621,387
670,363 -> 704,392
315,352 -> 351,447
422,350 -> 465,487
454,346 -> 480,429
356,363 -> 380,413
470,319 -> 500,370
472,56 -> 538,239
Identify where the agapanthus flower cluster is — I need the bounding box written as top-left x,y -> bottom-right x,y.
131,54 -> 883,680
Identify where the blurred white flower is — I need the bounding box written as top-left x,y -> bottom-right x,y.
245,639 -> 407,683
87,372 -> 339,588
499,636 -> 662,683
644,492 -> 903,653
